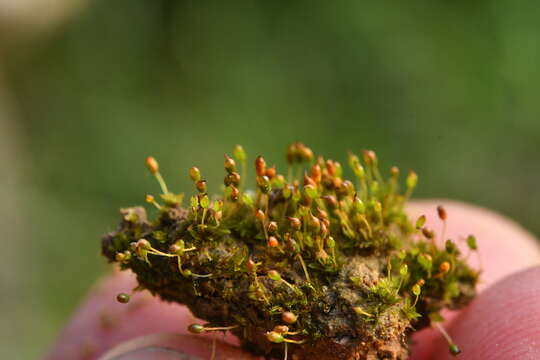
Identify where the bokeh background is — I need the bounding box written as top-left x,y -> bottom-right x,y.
1,1 -> 539,359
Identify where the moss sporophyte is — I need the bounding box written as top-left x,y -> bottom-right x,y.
101,143 -> 480,360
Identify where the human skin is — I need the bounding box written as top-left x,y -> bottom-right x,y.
46,200 -> 540,360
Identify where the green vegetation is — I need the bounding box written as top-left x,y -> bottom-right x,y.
101,143 -> 479,359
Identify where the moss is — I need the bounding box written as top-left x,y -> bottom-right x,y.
101,143 -> 479,359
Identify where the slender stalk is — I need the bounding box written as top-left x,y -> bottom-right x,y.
297,254 -> 311,283
154,172 -> 169,194
240,160 -> 247,191
211,333 -> 216,360
201,208 -> 208,225
434,322 -> 453,345
204,325 -> 238,331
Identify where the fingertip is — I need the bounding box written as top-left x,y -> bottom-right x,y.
426,266 -> 540,359
408,200 -> 540,359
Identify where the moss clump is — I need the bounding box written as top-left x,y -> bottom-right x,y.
101,143 -> 479,360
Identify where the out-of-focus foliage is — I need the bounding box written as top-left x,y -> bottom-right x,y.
1,1 -> 540,359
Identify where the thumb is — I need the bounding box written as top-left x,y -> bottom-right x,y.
428,266 -> 540,360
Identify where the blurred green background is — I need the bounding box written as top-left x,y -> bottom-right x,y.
1,1 -> 539,359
